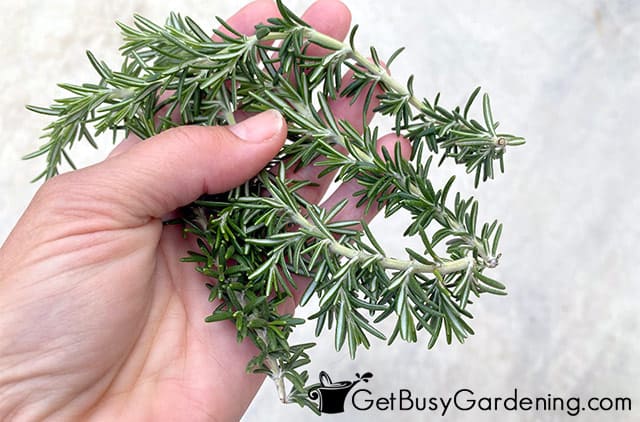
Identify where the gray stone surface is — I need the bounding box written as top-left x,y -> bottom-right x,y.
1,1 -> 638,420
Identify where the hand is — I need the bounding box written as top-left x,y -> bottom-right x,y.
0,1 -> 409,420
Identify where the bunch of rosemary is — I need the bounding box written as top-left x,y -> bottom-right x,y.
26,0 -> 523,412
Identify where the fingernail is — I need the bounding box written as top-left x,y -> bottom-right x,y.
228,110 -> 283,143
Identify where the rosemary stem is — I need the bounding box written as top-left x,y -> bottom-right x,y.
303,31 -> 425,110
287,209 -> 474,275
255,30 -> 424,112
265,355 -> 287,403
298,29 -> 518,151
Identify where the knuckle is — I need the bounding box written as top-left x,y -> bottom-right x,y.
35,172 -> 74,202
33,171 -> 93,216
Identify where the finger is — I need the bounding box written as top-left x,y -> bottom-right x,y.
320,133 -> 412,224
270,0 -> 351,70
269,0 -> 352,203
287,65 -> 386,204
147,0 -> 281,130
212,0 -> 280,41
46,110 -> 286,227
267,0 -> 352,88
107,134 -> 142,158
325,62 -> 388,130
101,2 -> 283,221
112,0 -> 281,193
299,0 -> 351,57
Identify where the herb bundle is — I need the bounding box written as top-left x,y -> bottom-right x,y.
26,1 -> 523,412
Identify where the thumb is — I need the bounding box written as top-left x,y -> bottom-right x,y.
50,110 -> 286,226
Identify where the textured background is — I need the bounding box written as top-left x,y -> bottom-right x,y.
1,0 -> 638,421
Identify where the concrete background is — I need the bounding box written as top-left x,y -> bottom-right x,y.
1,0 -> 638,421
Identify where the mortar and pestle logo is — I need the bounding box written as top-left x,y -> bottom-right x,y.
308,371 -> 373,414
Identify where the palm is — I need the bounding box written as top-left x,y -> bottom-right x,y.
72,223 -> 266,420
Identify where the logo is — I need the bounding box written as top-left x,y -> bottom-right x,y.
308,371 -> 373,414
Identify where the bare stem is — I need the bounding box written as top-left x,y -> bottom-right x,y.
287,210 -> 475,276
265,356 -> 288,403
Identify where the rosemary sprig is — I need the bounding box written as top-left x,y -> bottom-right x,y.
26,1 -> 523,412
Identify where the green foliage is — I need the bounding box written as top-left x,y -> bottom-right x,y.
26,0 -> 523,410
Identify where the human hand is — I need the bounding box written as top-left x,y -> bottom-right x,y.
0,1 -> 409,420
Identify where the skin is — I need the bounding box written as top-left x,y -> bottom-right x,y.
0,1 -> 410,420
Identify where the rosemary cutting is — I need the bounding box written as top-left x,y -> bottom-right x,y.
26,1 -> 524,413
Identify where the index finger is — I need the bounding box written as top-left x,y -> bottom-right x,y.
211,0 -> 281,41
